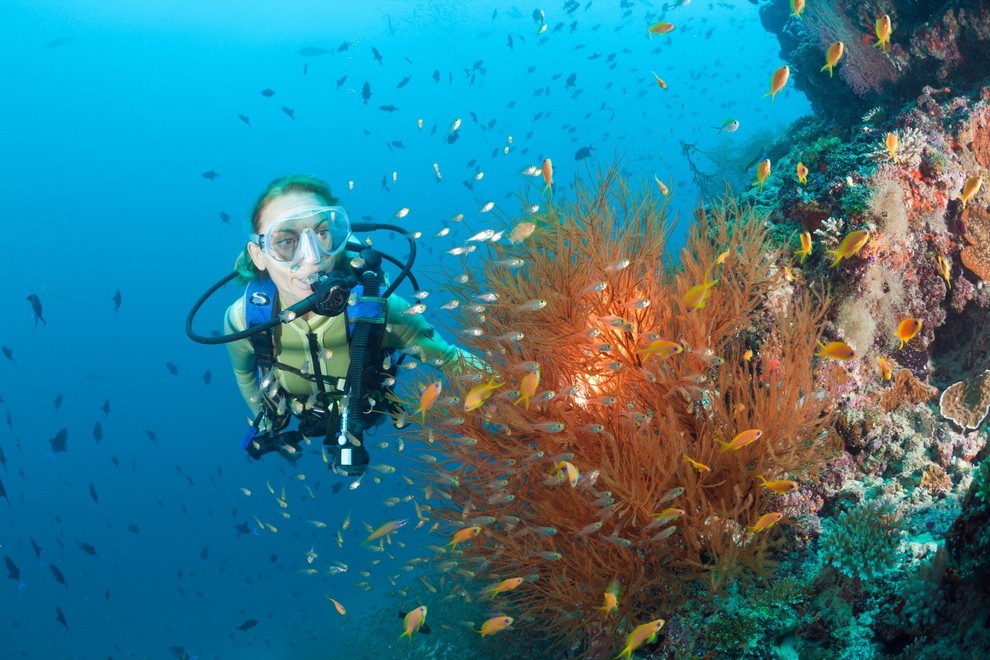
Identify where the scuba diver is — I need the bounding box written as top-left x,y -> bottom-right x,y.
187,174 -> 481,478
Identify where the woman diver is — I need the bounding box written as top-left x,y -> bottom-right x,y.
187,174 -> 479,478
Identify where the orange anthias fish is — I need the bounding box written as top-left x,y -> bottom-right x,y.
896,318 -> 922,349
648,21 -> 675,36
649,71 -> 668,89
821,42 -> 844,77
874,14 -> 892,53
398,605 -> 428,641
478,616 -> 514,637
747,512 -> 784,533
717,428 -> 763,451
763,65 -> 790,102
615,618 -> 667,660
756,474 -> 799,494
541,158 -> 554,197
790,0 -> 805,19
960,174 -> 982,210
597,577 -> 621,618
755,158 -> 771,191
515,367 -> 541,410
416,381 -> 442,421
796,161 -> 809,185
826,229 -> 870,267
794,231 -> 812,264
886,132 -> 900,164
654,175 -> 670,196
463,375 -> 504,412
683,455 -> 711,473
508,221 -> 537,243
325,596 -> 347,616
817,340 -> 857,360
445,525 -> 482,550
485,577 -> 525,598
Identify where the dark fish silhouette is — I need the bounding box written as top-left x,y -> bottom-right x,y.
56,606 -> 68,629
166,362 -> 179,375
53,393 -> 63,412
169,646 -> 195,659
89,483 -> 99,504
128,523 -> 140,533
146,430 -> 158,442
112,289 -> 122,311
331,481 -> 344,494
361,82 -> 371,104
389,140 -> 405,149
203,370 -> 212,385
47,37 -> 72,48
574,145 -> 594,160
371,47 -> 383,64
50,428 -> 68,453
396,75 -> 411,88
507,34 -> 514,50
432,69 -> 440,83
336,41 -> 349,52
336,74 -> 348,88
93,421 -> 103,442
281,106 -> 295,119
26,294 -> 46,327
303,63 -> 308,75
30,538 -> 41,560
379,105 -> 399,112
298,46 -> 331,57
202,170 -> 219,180
238,114 -> 252,127
235,618 -> 259,632
234,522 -> 252,536
50,563 -> 66,586
0,476 -> 7,505
102,399 -> 111,416
260,88 -> 275,97
566,72 -> 577,88
77,541 -> 97,556
200,546 -> 209,560
2,346 -> 12,361
5,555 -> 20,581
220,212 -> 230,224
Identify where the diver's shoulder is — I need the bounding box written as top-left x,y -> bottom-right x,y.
225,295 -> 248,332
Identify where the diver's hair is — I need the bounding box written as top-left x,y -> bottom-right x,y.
235,174 -> 341,281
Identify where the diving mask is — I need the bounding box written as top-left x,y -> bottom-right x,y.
252,206 -> 351,266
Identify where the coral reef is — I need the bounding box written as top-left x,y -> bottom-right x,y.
407,165 -> 840,656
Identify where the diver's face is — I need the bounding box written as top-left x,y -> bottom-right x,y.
248,191 -> 335,308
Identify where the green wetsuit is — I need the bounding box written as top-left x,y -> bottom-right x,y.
225,283 -> 473,417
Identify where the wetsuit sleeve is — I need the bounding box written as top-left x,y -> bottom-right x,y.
224,300 -> 263,416
384,295 -> 487,375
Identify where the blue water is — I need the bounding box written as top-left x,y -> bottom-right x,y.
0,1 -> 808,657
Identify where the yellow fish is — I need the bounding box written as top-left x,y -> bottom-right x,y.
796,161 -> 809,185
364,519 -> 407,546
895,318 -> 922,349
747,512 -> 784,533
885,132 -> 899,164
874,14 -> 892,53
826,229 -> 870,267
398,605 -> 427,641
615,618 -> 666,660
821,42 -> 844,77
935,255 -> 952,288
478,615 -> 514,637
794,231 -> 812,263
683,455 -> 711,473
415,381 -> 442,421
445,525 -> 482,550
648,21 -> 675,36
763,65 -> 789,102
817,340 -> 857,360
960,174 -> 982,210
654,175 -> 670,196
755,158 -> 772,191
717,428 -> 763,451
325,596 -> 346,616
756,474 -> 799,494
876,356 -> 893,381
463,375 -> 504,412
637,338 -> 684,360
485,577 -> 525,598
790,0 -> 805,18
515,367 -> 541,410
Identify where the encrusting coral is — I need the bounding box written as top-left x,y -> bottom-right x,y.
404,165 -> 841,656
939,369 -> 990,429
